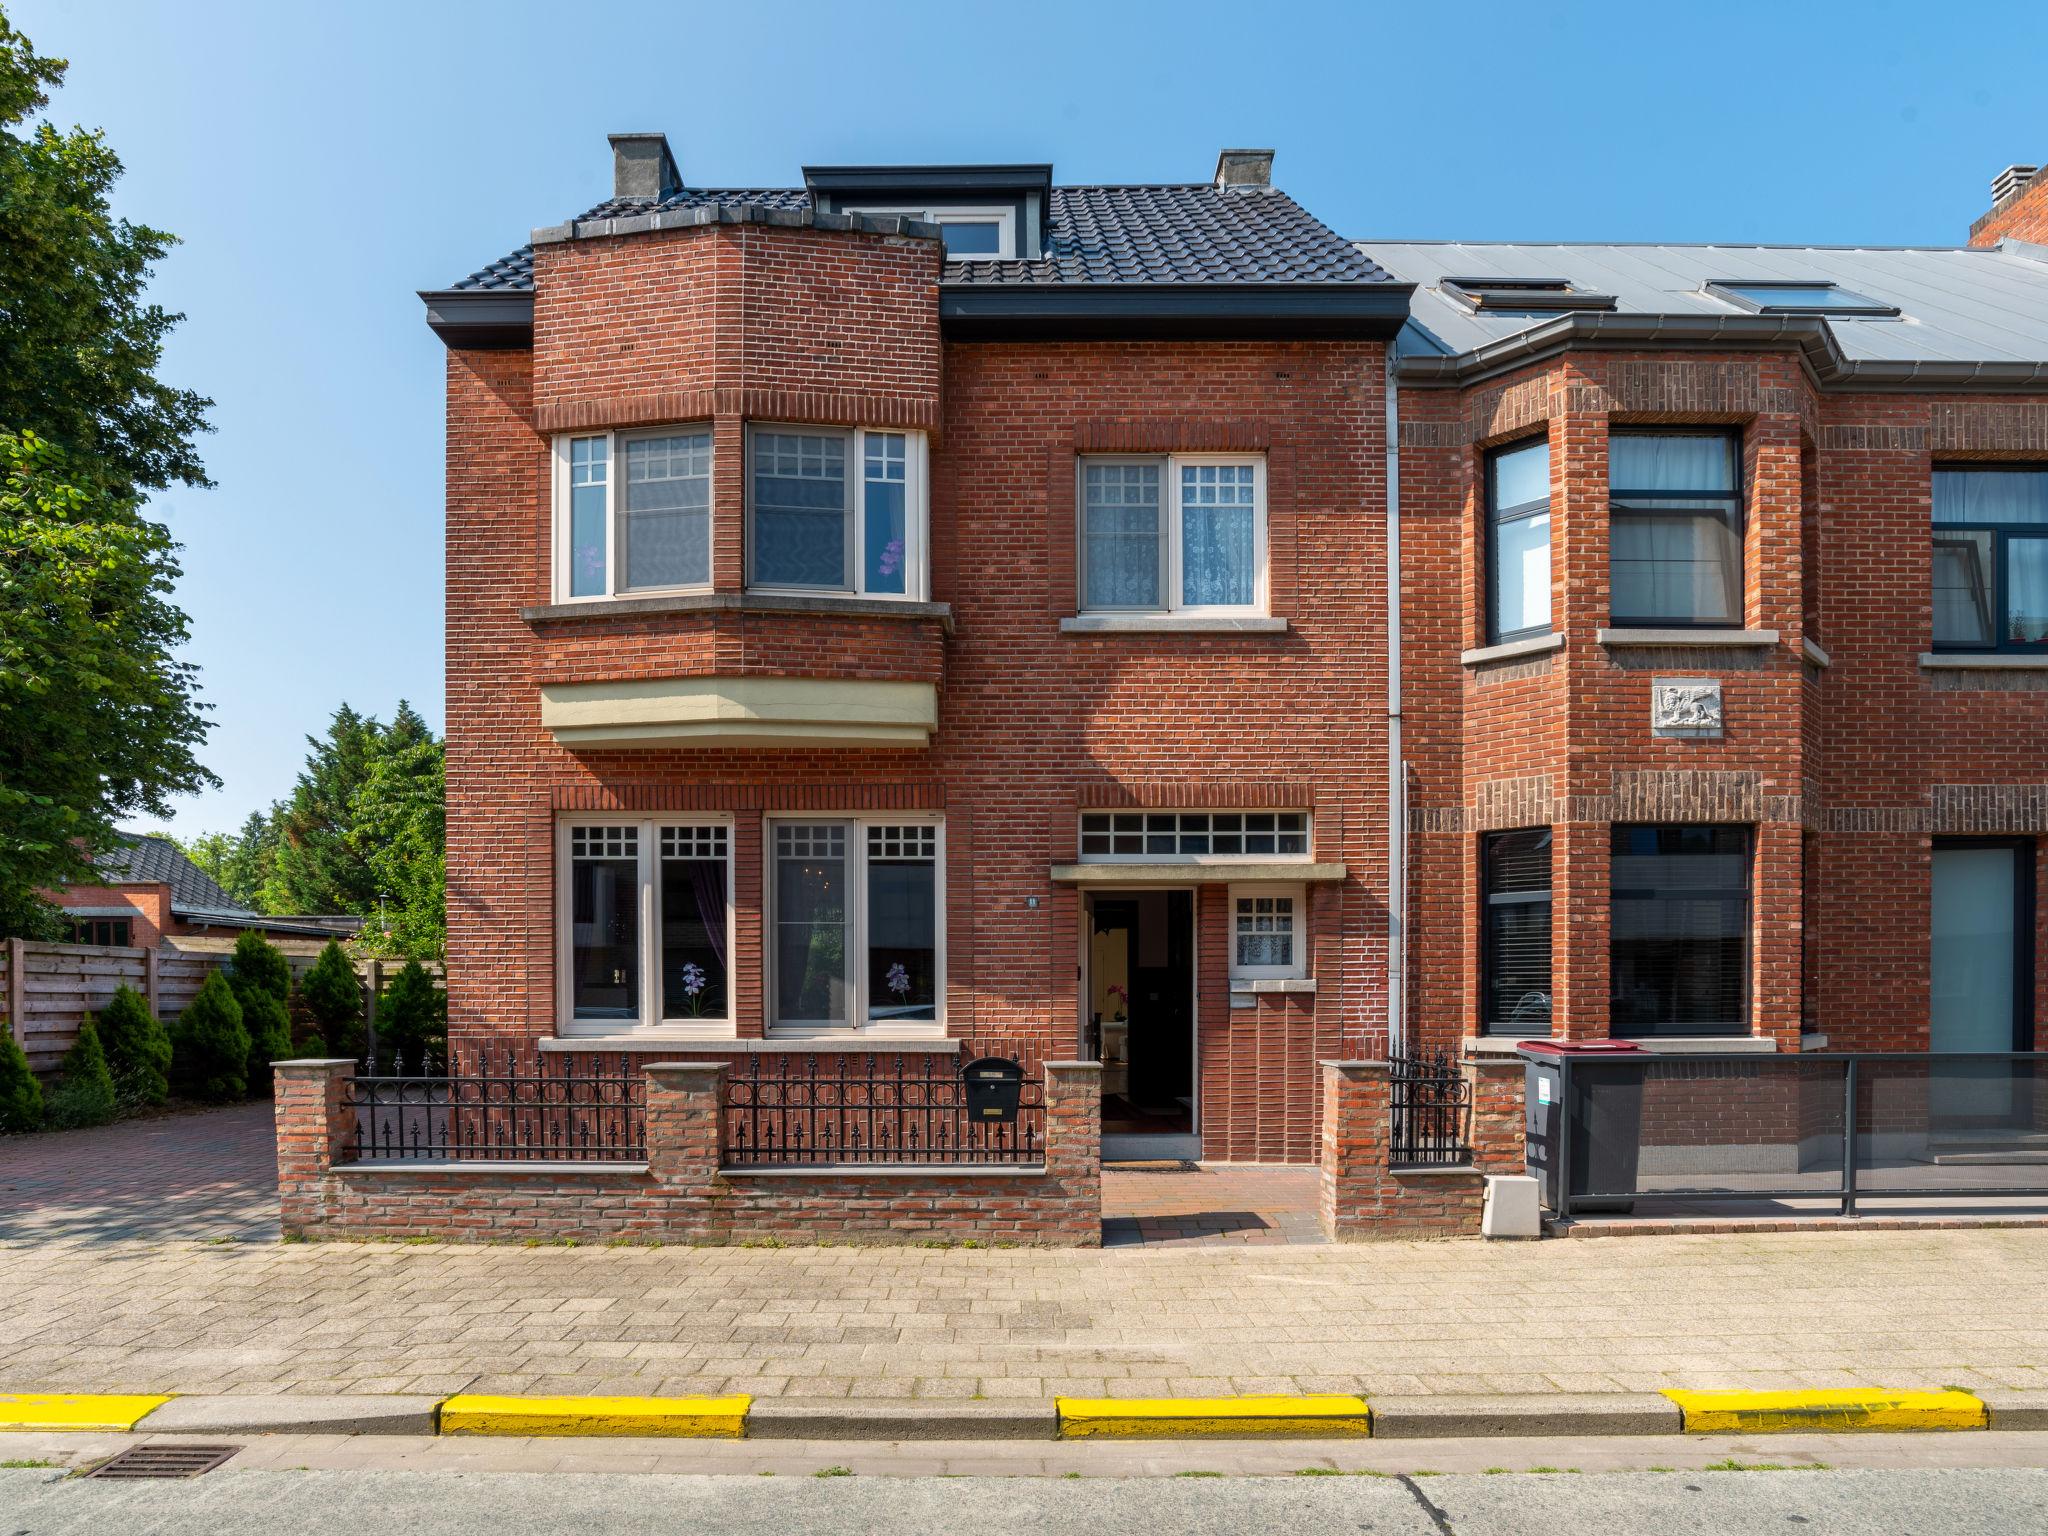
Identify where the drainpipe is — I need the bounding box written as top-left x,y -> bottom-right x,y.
1384,349 -> 1406,1057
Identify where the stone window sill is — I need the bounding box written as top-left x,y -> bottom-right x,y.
1918,653 -> 2048,671
1228,977 -> 1317,1009
1803,638 -> 1832,668
1060,614 -> 1289,635
1596,627 -> 1778,648
540,1035 -> 960,1054
522,591 -> 954,633
1460,633 -> 1565,667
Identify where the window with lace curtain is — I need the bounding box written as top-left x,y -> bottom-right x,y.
553,427 -> 714,600
1079,454 -> 1267,615
1230,887 -> 1305,981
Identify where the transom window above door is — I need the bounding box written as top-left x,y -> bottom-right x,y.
1932,466 -> 2048,652
1079,810 -> 1308,861
748,426 -> 929,599
1079,454 -> 1268,615
554,427 -> 714,601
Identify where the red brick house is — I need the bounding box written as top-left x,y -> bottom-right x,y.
424,136 -> 2048,1168
50,834 -> 359,950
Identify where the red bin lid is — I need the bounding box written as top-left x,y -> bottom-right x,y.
1514,1038 -> 1647,1058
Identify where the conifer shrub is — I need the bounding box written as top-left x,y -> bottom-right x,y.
173,970 -> 249,1102
93,983 -> 172,1108
300,940 -> 363,1060
378,960 -> 445,1075
0,1030 -> 42,1133
227,930 -> 295,1094
43,1016 -> 116,1129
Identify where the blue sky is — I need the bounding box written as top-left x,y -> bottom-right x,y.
16,0 -> 2048,834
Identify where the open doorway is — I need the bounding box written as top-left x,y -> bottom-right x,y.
1084,890 -> 1196,1158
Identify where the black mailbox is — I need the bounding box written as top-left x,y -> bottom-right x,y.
962,1056 -> 1026,1123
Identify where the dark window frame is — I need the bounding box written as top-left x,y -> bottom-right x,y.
68,917 -> 133,948
1705,280 -> 1899,317
1485,436 -> 1553,645
1607,429 -> 1745,630
1931,835 -> 2037,1053
1442,276 -> 1617,313
1930,464 -> 2048,654
1609,823 -> 1752,1039
1480,828 -> 1553,1038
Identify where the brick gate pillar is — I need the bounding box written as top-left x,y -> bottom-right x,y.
643,1061 -> 727,1190
273,1058 -> 355,1238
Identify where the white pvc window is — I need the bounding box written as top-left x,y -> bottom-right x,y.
1231,887 -> 1306,981
768,816 -> 944,1035
1079,454 -> 1266,614
1079,810 -> 1309,862
558,817 -> 734,1035
748,426 -> 928,598
553,427 -> 714,601
843,204 -> 1017,258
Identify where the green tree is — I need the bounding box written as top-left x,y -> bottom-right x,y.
300,939 -> 362,1059
0,1028 -> 41,1132
172,969 -> 246,1102
43,1014 -> 115,1129
227,928 -> 293,1092
353,731 -> 445,959
377,960 -> 444,1075
265,702 -> 431,917
0,17 -> 214,935
92,982 -> 170,1107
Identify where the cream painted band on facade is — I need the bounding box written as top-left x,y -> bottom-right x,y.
540,676 -> 938,749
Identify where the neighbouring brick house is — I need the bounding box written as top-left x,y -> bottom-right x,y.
423,134 -> 2048,1176
48,834 -> 359,950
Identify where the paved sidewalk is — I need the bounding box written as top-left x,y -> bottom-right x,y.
0,1103 -> 278,1245
2,1227 -> 2045,1402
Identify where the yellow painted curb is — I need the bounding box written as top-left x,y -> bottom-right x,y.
0,1393 -> 173,1432
1056,1395 -> 1372,1438
1663,1388 -> 1987,1434
437,1394 -> 750,1437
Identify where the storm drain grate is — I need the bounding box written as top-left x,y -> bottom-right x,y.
85,1444 -> 241,1479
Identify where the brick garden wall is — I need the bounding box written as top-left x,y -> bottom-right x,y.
276,1058 -> 1101,1246
1318,1060 -> 1484,1238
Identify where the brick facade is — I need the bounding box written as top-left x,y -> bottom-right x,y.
1970,168 -> 2048,248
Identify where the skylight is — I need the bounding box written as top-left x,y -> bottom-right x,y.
1706,281 -> 1899,317
1440,277 -> 1617,313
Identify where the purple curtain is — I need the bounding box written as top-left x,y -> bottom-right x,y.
691,861 -> 728,969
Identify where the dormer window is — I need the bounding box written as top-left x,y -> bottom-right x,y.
1706,281 -> 1899,317
844,205 -> 1017,259
1441,277 -> 1616,313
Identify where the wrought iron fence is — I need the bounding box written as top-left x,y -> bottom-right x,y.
343,1045 -> 645,1163
724,1044 -> 1045,1167
1388,1047 -> 1473,1168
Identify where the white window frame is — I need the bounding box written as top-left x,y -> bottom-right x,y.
764,813 -> 946,1038
555,813 -> 736,1039
845,204 -> 1017,259
746,425 -> 930,600
1229,884 -> 1308,982
1077,452 -> 1268,616
1077,810 -> 1312,864
550,425 -> 715,603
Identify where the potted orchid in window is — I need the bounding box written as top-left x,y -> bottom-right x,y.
680,961 -> 709,1018
886,961 -> 912,1004
1107,982 -> 1128,1023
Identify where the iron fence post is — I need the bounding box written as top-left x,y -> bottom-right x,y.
1841,1057 -> 1859,1218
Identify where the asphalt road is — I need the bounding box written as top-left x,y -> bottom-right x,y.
4,1466 -> 2046,1534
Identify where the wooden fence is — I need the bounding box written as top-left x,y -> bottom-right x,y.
2,937 -> 441,1076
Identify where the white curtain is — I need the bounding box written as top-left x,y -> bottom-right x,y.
1180,463 -> 1255,607
1612,513 -> 1740,622
1610,434 -> 1734,492
1934,469 -> 2048,526
1083,463 -> 1160,607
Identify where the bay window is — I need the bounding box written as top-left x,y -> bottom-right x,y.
1932,466 -> 2048,651
1609,432 -> 1743,627
1487,438 -> 1552,643
748,426 -> 928,597
554,426 -> 714,600
561,818 -> 732,1033
770,818 -> 943,1034
1080,454 -> 1266,614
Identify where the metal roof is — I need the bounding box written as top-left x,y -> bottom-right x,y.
449,185 -> 1391,294
1357,239 -> 2048,381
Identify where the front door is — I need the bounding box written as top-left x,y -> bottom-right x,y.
1085,890 -> 1197,1159
1930,840 -> 2033,1123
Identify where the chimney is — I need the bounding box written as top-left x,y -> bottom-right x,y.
609,132 -> 681,201
1213,148 -> 1275,191
1992,164 -> 2039,207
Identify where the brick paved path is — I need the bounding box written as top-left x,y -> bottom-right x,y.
0,1103 -> 278,1245
2,1223 -> 2045,1402
1101,1164 -> 1325,1246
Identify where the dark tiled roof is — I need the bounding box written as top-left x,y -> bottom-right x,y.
94,835 -> 242,913
445,185 -> 1391,293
